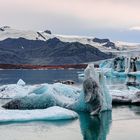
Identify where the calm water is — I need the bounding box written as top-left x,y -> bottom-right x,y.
0,69 -> 140,140
0,69 -> 84,85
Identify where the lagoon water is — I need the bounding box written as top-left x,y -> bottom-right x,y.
0,69 -> 140,140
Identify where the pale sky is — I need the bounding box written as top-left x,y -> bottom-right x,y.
0,0 -> 140,42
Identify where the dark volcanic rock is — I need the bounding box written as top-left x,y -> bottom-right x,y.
93,37 -> 115,49
44,30 -> 51,34
93,38 -> 110,44
103,41 -> 116,49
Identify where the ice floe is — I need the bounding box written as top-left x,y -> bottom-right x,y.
0,106 -> 78,123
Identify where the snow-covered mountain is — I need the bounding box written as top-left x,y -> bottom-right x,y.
115,41 -> 140,51
0,26 -> 139,65
0,26 -> 116,51
0,26 -> 140,52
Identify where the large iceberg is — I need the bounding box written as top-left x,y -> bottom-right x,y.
83,64 -> 112,114
2,83 -> 88,111
0,106 -> 78,123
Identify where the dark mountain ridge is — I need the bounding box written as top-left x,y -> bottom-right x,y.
0,37 -> 113,65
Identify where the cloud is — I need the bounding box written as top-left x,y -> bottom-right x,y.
1,0 -> 140,42
129,26 -> 140,31
1,0 -> 140,30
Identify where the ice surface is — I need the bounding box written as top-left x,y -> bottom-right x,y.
0,83 -> 37,99
84,64 -> 112,111
31,83 -> 87,111
17,79 -> 26,86
0,106 -> 78,122
2,83 -> 88,111
100,57 -> 140,78
110,87 -> 140,104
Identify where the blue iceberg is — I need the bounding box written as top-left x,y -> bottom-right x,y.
2,83 -> 88,111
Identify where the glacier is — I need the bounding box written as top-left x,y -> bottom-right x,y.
0,26 -> 116,52
0,106 -> 78,123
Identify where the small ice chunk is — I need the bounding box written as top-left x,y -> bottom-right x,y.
0,106 -> 78,123
17,79 -> 26,86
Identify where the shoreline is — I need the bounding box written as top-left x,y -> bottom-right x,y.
0,63 -> 92,70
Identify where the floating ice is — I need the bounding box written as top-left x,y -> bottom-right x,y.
2,65 -> 112,115
0,106 -> 78,123
99,56 -> 140,77
2,83 -> 88,111
110,87 -> 140,104
17,79 -> 26,86
84,64 -> 112,113
0,84 -> 36,99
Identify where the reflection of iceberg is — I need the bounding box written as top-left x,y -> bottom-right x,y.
0,106 -> 78,123
79,111 -> 112,140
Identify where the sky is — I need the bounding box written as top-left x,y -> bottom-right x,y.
0,0 -> 140,42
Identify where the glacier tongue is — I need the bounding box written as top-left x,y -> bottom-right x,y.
0,106 -> 78,122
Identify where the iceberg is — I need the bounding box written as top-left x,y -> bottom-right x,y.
17,79 -> 26,86
2,83 -> 88,111
99,56 -> 140,77
0,83 -> 37,99
2,64 -> 112,115
0,106 -> 78,123
110,87 -> 140,105
83,64 -> 112,114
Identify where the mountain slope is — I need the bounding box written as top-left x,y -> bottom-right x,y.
0,37 -> 113,65
0,26 -> 116,50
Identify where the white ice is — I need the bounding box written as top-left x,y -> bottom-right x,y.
6,83 -> 88,111
84,64 -> 112,111
0,81 -> 37,99
110,86 -> 140,103
17,79 -> 26,86
0,106 -> 78,122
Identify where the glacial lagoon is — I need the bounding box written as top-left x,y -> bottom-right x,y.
0,69 -> 140,140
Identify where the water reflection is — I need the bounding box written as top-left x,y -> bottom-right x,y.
126,75 -> 140,89
129,105 -> 140,116
79,111 -> 112,140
